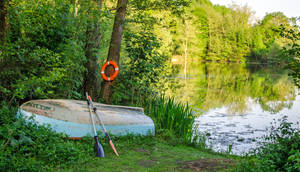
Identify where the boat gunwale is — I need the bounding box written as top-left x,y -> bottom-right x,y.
20,99 -> 144,112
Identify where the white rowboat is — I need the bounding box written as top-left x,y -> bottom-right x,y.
19,99 -> 155,138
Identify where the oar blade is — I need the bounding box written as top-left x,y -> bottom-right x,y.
94,136 -> 105,157
109,140 -> 119,156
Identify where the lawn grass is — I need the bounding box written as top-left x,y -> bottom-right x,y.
61,135 -> 238,172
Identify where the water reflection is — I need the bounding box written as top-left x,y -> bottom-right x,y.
166,62 -> 296,115
165,62 -> 299,155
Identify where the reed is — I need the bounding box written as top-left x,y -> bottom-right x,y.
143,95 -> 195,144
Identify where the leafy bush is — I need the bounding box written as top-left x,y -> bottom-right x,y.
111,30 -> 170,105
0,0 -> 87,104
0,103 -> 93,171
280,25 -> 300,88
237,116 -> 300,172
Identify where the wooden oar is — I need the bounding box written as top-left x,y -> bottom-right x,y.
87,94 -> 119,156
86,92 -> 105,157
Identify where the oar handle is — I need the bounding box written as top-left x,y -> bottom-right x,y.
93,107 -> 108,133
86,92 -> 105,158
88,95 -> 119,156
86,93 -> 97,136
88,97 -> 108,133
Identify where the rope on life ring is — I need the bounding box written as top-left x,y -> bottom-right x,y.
100,61 -> 119,81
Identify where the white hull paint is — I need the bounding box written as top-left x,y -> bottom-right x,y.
19,99 -> 155,137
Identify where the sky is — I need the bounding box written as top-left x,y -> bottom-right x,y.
210,0 -> 300,20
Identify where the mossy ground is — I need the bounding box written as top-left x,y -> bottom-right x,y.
61,135 -> 238,172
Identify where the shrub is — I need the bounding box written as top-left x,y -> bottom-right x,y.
0,103 -> 93,171
237,116 -> 300,172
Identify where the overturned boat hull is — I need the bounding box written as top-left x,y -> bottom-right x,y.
19,99 -> 155,138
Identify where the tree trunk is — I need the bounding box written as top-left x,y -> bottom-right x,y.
74,0 -> 78,17
83,0 -> 103,98
0,0 -> 8,46
100,0 -> 128,103
184,38 -> 188,80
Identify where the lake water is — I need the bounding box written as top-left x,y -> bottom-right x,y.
165,62 -> 300,155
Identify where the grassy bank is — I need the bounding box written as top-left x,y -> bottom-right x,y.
2,97 -> 300,171
0,98 -> 238,171
62,135 -> 237,172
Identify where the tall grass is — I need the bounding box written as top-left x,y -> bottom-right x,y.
143,96 -> 195,144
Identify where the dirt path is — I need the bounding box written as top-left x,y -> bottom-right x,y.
179,158 -> 236,171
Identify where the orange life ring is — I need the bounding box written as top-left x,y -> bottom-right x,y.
101,61 -> 119,81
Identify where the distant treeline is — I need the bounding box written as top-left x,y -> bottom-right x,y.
170,0 -> 299,63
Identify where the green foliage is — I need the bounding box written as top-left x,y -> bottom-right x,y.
129,0 -> 191,16
168,2 -> 297,65
0,0 -> 87,104
0,102 -> 94,171
111,30 -> 168,105
280,24 -> 300,87
236,117 -> 300,172
110,0 -> 188,105
124,31 -> 165,85
248,12 -> 294,64
169,1 -> 254,62
260,12 -> 289,46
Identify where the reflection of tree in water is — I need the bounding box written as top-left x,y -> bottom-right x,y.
259,100 -> 293,114
255,76 -> 295,114
166,62 -> 296,115
200,62 -> 250,114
